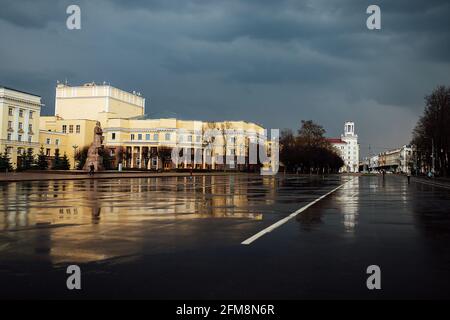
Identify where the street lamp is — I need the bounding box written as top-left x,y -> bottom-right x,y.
72,145 -> 78,170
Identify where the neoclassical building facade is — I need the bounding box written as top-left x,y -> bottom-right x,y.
3,82 -> 268,171
0,86 -> 42,168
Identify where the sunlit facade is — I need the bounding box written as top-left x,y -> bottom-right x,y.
40,82 -> 268,170
0,86 -> 42,168
328,121 -> 360,173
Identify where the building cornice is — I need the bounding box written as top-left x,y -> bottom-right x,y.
104,127 -> 178,133
0,96 -> 42,108
56,95 -> 144,108
0,140 -> 40,147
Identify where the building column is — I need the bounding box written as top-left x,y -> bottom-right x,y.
130,147 -> 134,169
141,147 -> 146,169
202,148 -> 206,169
136,146 -> 141,169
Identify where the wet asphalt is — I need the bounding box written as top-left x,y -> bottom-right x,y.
0,174 -> 449,299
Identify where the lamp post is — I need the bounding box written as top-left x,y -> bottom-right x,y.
72,145 -> 78,170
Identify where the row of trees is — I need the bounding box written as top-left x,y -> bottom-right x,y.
280,120 -> 344,174
0,147 -> 70,172
411,86 -> 450,177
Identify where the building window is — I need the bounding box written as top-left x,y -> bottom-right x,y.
69,125 -> 74,133
111,133 -> 116,140
28,136 -> 32,143
131,134 -> 135,141
56,139 -> 60,146
29,111 -> 34,119
165,133 -> 171,141
18,122 -> 23,130
18,135 -> 22,142
8,107 -> 13,116
8,121 -> 12,129
28,124 -> 33,133
196,136 -> 201,143
154,133 -> 159,141
188,135 -> 193,142
62,125 -> 67,133
76,125 -> 81,134
46,138 -> 51,145
19,109 -> 23,117
7,133 -> 11,141
46,149 -> 51,156
138,134 -> 142,141
146,134 -> 150,141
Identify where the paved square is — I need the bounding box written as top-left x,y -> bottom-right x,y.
0,174 -> 449,299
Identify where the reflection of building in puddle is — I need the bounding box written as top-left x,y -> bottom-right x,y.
118,175 -> 264,220
338,178 -> 360,232
0,175 -> 272,264
1,182 -> 35,230
261,176 -> 277,205
0,176 -> 268,231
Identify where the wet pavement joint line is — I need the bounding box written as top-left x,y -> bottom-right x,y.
241,178 -> 355,245
412,178 -> 450,190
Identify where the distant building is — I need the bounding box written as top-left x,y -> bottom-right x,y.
0,86 -> 42,168
376,145 -> 413,173
328,121 -> 360,173
368,155 -> 379,171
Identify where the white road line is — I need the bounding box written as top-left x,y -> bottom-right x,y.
241,178 -> 355,245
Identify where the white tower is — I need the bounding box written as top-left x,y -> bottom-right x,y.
341,121 -> 359,173
344,121 -> 355,136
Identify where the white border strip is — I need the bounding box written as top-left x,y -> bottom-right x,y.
241,178 -> 355,245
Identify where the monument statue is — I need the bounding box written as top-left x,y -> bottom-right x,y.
83,121 -> 104,171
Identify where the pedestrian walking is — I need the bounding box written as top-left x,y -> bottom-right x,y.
89,162 -> 95,176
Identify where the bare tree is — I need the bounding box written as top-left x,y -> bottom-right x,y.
412,86 -> 450,176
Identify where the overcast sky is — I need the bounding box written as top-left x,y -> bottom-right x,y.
1,0 -> 449,155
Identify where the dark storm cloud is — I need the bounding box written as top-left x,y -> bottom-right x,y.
0,0 -> 70,28
0,0 -> 449,153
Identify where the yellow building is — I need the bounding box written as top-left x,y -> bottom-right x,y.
39,116 -> 98,163
0,86 -> 42,168
0,82 -> 272,172
41,82 -> 268,171
104,117 -> 265,170
55,82 -> 145,128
